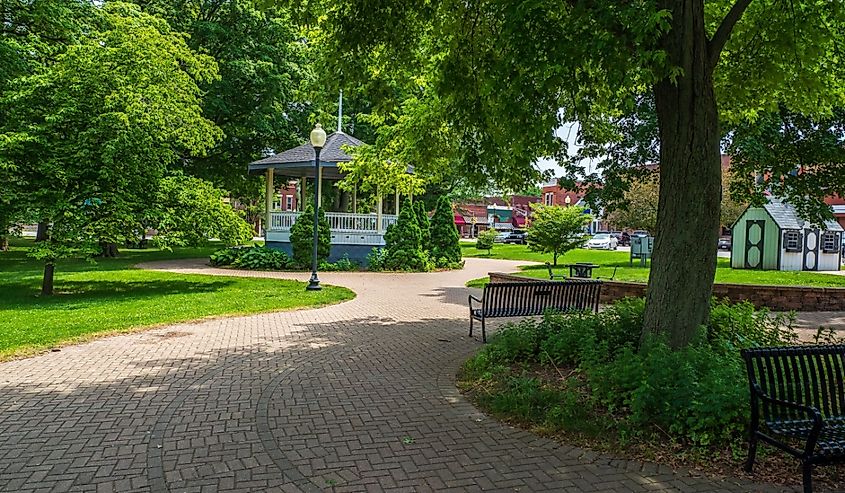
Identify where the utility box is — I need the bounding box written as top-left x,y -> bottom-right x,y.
630,235 -> 654,267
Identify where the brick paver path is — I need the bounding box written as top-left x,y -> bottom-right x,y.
0,258 -> 795,492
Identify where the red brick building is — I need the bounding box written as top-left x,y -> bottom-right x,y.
274,182 -> 298,211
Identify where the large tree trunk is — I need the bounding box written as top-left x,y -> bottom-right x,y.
0,235 -> 7,251
41,261 -> 55,296
643,0 -> 722,348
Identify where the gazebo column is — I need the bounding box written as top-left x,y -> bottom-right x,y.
265,168 -> 274,236
394,191 -> 400,214
377,187 -> 383,234
299,176 -> 306,211
352,184 -> 357,214
317,167 -> 324,209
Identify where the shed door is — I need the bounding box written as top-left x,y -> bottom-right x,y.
745,220 -> 765,269
804,228 -> 820,271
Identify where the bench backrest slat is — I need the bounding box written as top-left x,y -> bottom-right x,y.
743,345 -> 845,420
481,280 -> 602,318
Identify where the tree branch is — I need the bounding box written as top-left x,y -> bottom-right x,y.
708,0 -> 754,69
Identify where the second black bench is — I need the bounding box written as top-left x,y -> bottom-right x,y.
742,345 -> 845,493
468,280 -> 602,342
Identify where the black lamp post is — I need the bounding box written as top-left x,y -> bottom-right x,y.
306,123 -> 327,291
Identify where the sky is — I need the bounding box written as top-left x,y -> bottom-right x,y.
535,121 -> 598,186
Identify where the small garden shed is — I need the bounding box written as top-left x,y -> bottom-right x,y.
731,198 -> 843,271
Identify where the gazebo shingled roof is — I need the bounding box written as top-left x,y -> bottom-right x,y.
248,131 -> 364,180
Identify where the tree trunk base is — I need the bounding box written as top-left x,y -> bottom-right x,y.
98,242 -> 119,258
41,262 -> 55,296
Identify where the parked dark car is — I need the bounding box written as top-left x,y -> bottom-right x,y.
718,236 -> 732,250
503,230 -> 527,245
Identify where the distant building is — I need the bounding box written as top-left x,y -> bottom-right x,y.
453,195 -> 541,237
539,182 -> 604,233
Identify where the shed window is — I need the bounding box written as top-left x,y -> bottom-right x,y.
784,230 -> 801,252
823,231 -> 839,253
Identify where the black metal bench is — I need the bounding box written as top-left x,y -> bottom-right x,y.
468,280 -> 602,343
742,345 -> 845,493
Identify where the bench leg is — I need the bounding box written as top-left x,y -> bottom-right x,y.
802,463 -> 813,493
481,318 -> 487,343
469,315 -> 474,337
744,434 -> 757,473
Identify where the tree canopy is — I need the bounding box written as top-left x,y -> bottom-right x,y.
132,0 -> 312,199
316,0 -> 845,347
0,2 -> 223,292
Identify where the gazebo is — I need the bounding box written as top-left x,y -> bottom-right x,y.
248,130 -> 405,262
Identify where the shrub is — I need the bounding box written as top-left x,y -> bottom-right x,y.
319,254 -> 358,272
367,247 -> 388,271
486,319 -> 544,364
231,246 -> 291,270
540,311 -> 601,367
290,204 -> 330,268
384,199 -> 429,271
476,229 -> 497,255
209,247 -> 244,266
464,296 -> 803,452
708,298 -> 798,349
429,195 -> 462,264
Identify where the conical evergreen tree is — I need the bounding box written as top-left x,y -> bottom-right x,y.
290,204 -> 331,268
414,201 -> 431,249
429,195 -> 461,266
384,199 -> 428,270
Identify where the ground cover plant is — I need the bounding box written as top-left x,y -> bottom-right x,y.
458,298 -> 845,489
461,243 -> 845,289
0,239 -> 353,360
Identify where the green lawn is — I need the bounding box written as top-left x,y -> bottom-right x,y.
0,238 -> 353,360
462,243 -> 845,288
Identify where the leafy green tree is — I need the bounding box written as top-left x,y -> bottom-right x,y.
414,201 -> 431,249
151,175 -> 254,248
131,0 -> 311,199
429,195 -> 461,266
384,199 -> 428,271
476,229 -> 497,256
290,204 -> 331,268
323,0 -> 845,347
606,177 -> 659,233
0,2 -> 220,294
607,168 -> 746,233
527,204 -> 590,266
0,0 -> 98,250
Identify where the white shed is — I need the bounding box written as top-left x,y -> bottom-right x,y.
731,198 -> 843,272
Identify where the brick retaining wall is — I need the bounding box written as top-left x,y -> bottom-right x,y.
487,272 -> 845,312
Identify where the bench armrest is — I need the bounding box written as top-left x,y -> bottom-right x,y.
545,262 -> 565,280
468,294 -> 482,310
752,384 -> 824,453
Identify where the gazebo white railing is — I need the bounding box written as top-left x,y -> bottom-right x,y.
269,211 -> 398,234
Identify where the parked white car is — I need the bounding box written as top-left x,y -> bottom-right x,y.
585,233 -> 618,250
493,231 -> 511,243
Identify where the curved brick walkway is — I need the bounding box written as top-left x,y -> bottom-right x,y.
0,258 -> 794,492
